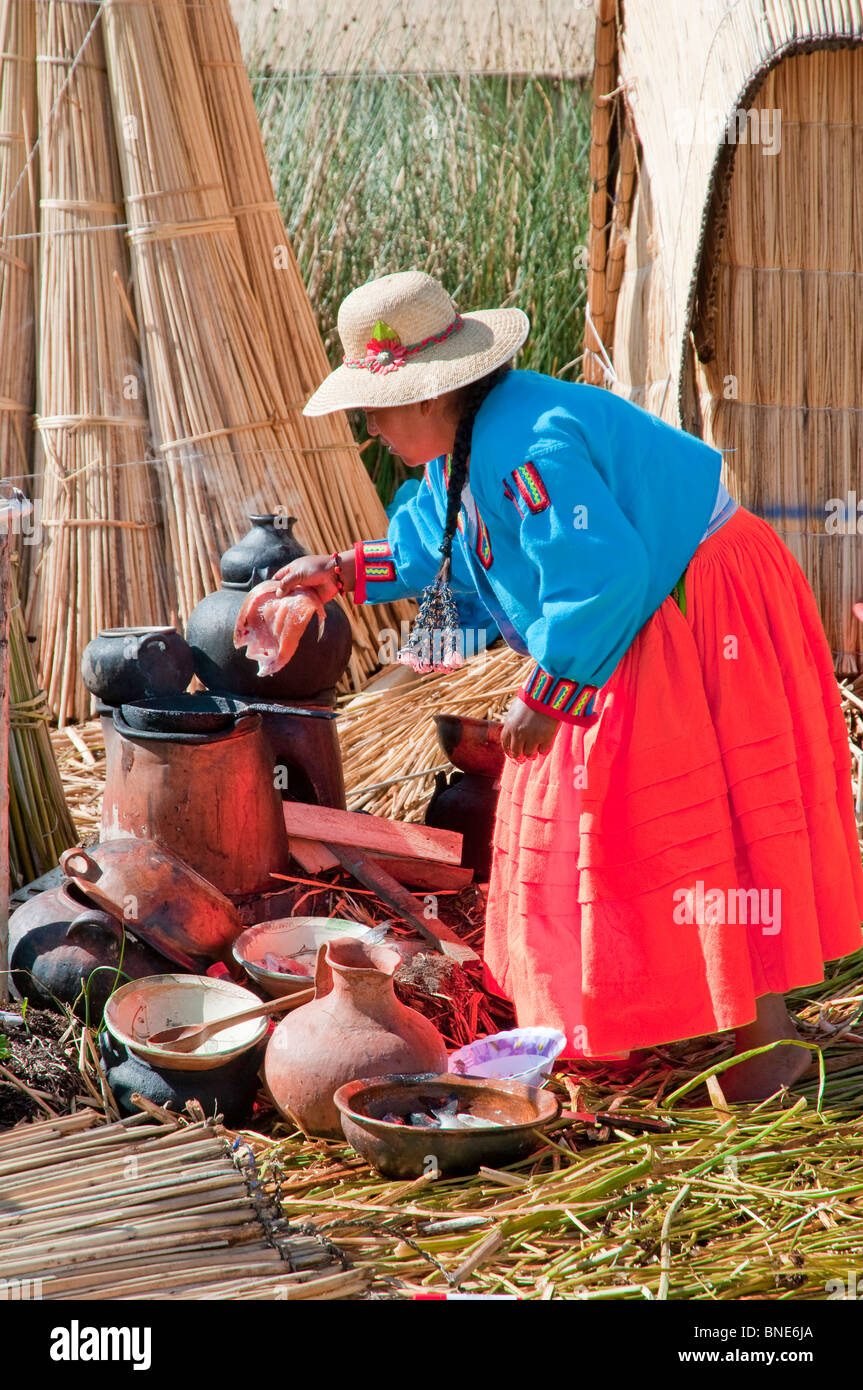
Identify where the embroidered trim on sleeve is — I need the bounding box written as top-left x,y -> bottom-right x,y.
353,538 -> 395,604
516,662 -> 598,724
512,461 -> 550,514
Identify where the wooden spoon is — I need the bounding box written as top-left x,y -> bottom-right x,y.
147,988 -> 314,1052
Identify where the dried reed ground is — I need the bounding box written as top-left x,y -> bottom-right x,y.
46,674 -> 863,1299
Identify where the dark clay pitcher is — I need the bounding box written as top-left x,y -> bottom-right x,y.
185,513 -> 352,699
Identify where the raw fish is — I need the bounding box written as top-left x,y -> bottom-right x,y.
262,951 -> 315,977
234,580 -> 326,678
401,1095 -> 504,1130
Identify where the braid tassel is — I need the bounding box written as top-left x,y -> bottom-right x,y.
396,362 -> 511,675
397,557 -> 464,674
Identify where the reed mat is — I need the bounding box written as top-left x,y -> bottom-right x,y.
0,1106 -> 361,1300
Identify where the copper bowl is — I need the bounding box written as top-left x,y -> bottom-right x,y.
433,714 -> 504,778
334,1073 -> 560,1178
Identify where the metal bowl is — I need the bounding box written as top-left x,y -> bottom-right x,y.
233,917 -> 374,997
334,1073 -> 561,1178
104,973 -> 268,1072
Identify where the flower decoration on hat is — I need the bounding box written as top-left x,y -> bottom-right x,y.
362,320 -> 407,374
343,312 -> 464,374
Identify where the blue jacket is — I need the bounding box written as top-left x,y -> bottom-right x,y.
353,370 -> 722,722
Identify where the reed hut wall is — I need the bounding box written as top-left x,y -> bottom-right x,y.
585,0 -> 863,675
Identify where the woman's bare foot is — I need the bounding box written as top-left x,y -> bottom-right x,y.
575,1048 -> 651,1073
720,994 -> 812,1101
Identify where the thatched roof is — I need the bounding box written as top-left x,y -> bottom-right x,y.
230,0 -> 595,76
587,0 -> 863,420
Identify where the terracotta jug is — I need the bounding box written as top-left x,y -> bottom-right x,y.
264,937 -> 448,1137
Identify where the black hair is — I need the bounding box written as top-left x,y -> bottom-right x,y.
437,361 -> 511,580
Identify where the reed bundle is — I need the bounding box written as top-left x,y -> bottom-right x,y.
7,564 -> 76,891
98,0 -> 379,695
28,1 -> 170,726
0,1108 -> 356,1299
187,0 -> 412,685
336,644 -> 533,820
0,1 -> 37,493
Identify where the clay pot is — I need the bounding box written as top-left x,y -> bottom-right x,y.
81,626 -> 194,707
60,840 -> 243,971
7,885 -> 174,1016
425,771 -> 501,880
101,706 -> 292,897
427,714 -> 504,879
185,513 -> 352,699
264,937 -> 448,1137
99,1030 -> 264,1128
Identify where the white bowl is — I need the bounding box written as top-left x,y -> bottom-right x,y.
104,973 -> 268,1071
448,1027 -> 567,1088
233,917 -> 373,998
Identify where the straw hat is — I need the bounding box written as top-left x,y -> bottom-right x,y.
302,270 -> 529,416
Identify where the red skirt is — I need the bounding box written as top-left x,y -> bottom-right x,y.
483,507 -> 863,1057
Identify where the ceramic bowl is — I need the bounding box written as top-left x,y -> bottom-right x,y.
104,973 -> 268,1071
334,1073 -> 561,1179
448,1027 -> 567,1088
233,916 -> 374,997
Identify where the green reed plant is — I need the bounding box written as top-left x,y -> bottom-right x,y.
249,54 -> 592,502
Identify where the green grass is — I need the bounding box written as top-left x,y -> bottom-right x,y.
251,66 -> 592,503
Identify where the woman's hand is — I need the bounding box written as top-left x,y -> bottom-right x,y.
500,695 -> 560,763
270,549 -> 355,603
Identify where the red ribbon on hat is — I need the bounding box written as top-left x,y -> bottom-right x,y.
343,314 -> 463,374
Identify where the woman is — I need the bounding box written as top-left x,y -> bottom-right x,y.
276,269 -> 863,1100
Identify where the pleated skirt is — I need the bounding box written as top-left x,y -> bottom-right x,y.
483,507 -> 863,1057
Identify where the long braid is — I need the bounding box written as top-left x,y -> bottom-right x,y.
437,363 -> 511,581
397,362 -> 511,673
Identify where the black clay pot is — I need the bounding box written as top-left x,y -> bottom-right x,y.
185,513 -> 352,699
425,770 -> 501,881
98,1029 -> 264,1128
8,885 -> 175,1018
81,626 -> 194,708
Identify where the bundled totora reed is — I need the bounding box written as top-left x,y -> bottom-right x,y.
7,565 -> 76,892
0,0 -> 38,598
187,0 -> 411,685
101,0 -> 405,696
28,0 -> 171,725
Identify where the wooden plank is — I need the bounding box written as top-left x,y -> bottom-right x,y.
289,838 -> 473,891
282,802 -> 461,866
370,856 -> 473,892
289,838 -> 339,874
322,844 -> 479,964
